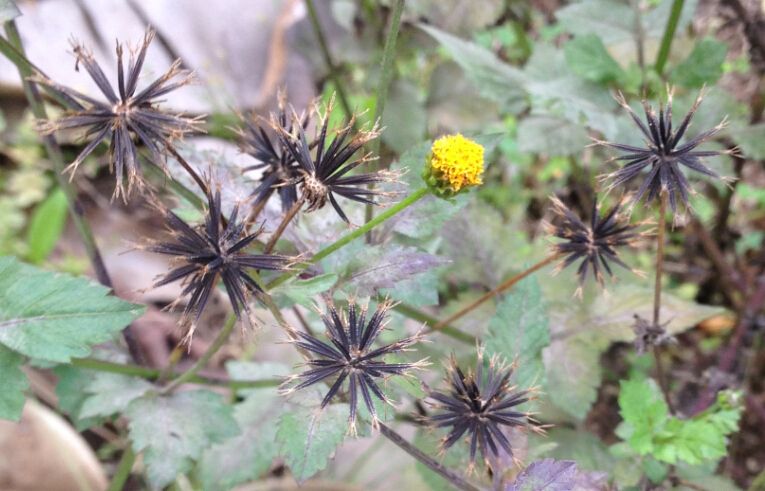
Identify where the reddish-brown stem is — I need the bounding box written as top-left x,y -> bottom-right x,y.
434,254 -> 560,330
653,192 -> 674,414
264,195 -> 305,253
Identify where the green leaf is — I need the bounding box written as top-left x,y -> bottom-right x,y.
382,80 -> 427,154
419,24 -> 528,114
0,0 -> 20,22
542,279 -> 725,421
617,377 -> 668,454
616,377 -> 742,465
126,390 -> 240,489
556,0 -> 637,45
730,122 -> 765,160
199,362 -> 289,490
271,274 -> 338,308
670,38 -> 728,88
79,373 -> 153,419
524,44 -> 618,138
276,404 -> 349,482
564,34 -> 625,83
25,188 -> 68,264
485,276 -> 549,391
0,257 -> 144,362
517,115 -> 589,156
0,344 -> 27,420
53,365 -> 105,430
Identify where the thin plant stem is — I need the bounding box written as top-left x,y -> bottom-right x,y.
654,0 -> 685,75
1,23 -> 143,363
164,143 -> 209,195
653,191 -> 674,413
247,193 -> 271,227
161,314 -> 237,394
392,303 -> 476,344
157,344 -> 185,384
304,0 -> 354,119
70,357 -> 280,390
107,446 -> 135,491
435,254 -> 560,329
141,155 -> 204,210
266,187 -> 430,290
265,195 -> 306,253
378,422 -> 481,491
365,0 -> 406,231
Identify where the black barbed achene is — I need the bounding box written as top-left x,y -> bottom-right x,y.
32,28 -> 202,200
282,299 -> 425,432
145,180 -> 294,343
598,89 -> 729,214
275,95 -> 398,223
238,93 -> 308,213
426,350 -> 538,468
546,196 -> 647,294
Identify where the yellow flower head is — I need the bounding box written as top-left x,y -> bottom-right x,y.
423,134 -> 484,198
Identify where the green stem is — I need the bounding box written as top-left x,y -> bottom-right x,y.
1,23 -> 143,363
304,0 -> 354,119
392,303 -> 475,345
70,357 -> 279,390
161,314 -> 238,394
267,187 -> 430,291
107,447 -> 135,491
653,191 -> 675,414
654,0 -> 684,75
366,0 -> 406,232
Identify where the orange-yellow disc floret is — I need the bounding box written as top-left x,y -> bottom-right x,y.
426,134 -> 484,196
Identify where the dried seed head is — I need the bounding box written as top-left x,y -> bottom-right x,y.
423,134 -> 484,198
597,88 -> 730,216
426,350 -> 538,467
546,195 -> 647,295
31,28 -> 202,201
275,94 -> 394,223
281,298 -> 426,433
632,314 -> 674,354
144,177 -> 293,342
238,91 -> 306,212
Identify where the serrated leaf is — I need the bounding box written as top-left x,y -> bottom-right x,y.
731,122 -> 765,160
419,24 -> 528,114
0,344 -> 27,420
507,459 -> 578,491
199,362 -> 289,490
271,274 -> 338,308
0,0 -> 20,22
0,257 -> 144,362
564,34 -> 625,83
543,279 -> 725,420
276,404 -> 349,482
382,80 -> 427,154
556,0 -> 698,44
525,44 -> 618,138
617,377 -> 668,454
126,390 -> 239,489
53,365 -> 106,430
25,187 -> 68,264
485,276 -> 549,391
343,245 -> 449,297
670,38 -> 728,88
517,115 -> 589,156
79,373 -> 153,419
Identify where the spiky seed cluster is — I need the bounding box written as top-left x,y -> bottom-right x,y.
598,90 -> 728,214
238,93 -> 307,212
276,95 -> 397,223
145,181 -> 293,343
282,299 -> 424,432
423,134 -> 484,198
32,29 -> 201,200
546,196 -> 645,294
426,350 -> 535,467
